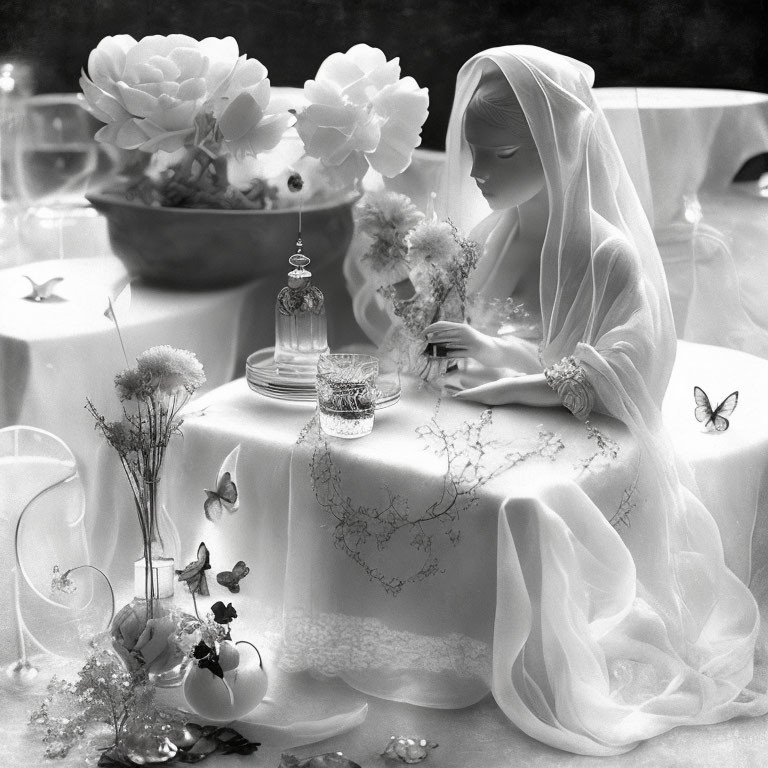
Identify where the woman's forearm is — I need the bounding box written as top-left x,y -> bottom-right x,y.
501,373 -> 562,406
453,372 -> 563,407
452,354 -> 596,418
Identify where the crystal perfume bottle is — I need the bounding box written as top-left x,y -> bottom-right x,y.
274,235 -> 329,373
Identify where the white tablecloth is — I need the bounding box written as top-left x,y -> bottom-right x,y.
141,342 -> 768,709
595,88 -> 768,218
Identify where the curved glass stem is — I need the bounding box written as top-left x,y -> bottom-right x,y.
9,469 -> 75,682
62,564 -> 116,627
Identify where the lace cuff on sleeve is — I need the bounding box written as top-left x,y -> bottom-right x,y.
544,356 -> 594,420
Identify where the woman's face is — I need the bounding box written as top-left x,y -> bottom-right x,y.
464,106 -> 545,210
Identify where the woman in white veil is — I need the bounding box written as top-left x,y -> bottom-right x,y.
427,45 -> 768,755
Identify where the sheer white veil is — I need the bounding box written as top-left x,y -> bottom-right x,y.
438,46 -> 768,754
440,45 -> 675,413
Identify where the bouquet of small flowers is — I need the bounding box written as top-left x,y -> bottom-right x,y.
355,191 -> 479,380
86,346 -> 206,615
80,37 -> 429,208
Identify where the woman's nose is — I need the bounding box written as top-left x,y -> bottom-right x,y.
470,151 -> 490,182
470,158 -> 489,182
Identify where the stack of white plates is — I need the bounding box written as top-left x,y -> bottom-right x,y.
246,347 -> 317,401
245,347 -> 401,407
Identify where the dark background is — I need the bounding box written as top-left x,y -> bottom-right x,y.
2,0 -> 767,150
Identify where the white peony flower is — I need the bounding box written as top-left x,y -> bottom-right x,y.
80,34 -> 292,157
80,34 -> 236,152
295,44 -> 429,184
212,57 -> 296,159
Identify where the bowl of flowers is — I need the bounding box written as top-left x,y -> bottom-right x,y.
81,35 -> 429,289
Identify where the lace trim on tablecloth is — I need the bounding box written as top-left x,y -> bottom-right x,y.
279,611 -> 492,680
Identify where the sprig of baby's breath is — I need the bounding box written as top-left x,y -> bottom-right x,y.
29,648 -> 159,760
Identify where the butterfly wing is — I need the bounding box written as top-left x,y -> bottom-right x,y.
204,490 -> 225,523
217,446 -> 241,512
712,391 -> 739,432
195,541 -> 211,596
216,570 -> 236,591
203,473 -> 238,522
204,447 -> 241,521
231,561 -> 249,580
693,386 -> 714,427
216,560 -> 249,593
216,472 -> 238,505
714,391 -> 739,418
176,542 -> 211,595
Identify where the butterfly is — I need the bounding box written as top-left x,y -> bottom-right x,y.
204,445 -> 241,522
216,561 -> 249,593
176,542 -> 211,596
694,386 -> 739,432
24,275 -> 64,302
204,472 -> 238,522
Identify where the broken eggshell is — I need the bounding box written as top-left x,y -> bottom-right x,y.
183,641 -> 267,722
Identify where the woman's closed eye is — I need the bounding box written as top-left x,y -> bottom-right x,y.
496,147 -> 519,159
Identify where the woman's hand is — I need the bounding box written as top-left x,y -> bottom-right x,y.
424,320 -> 541,372
424,321 -> 504,367
442,371 -> 520,405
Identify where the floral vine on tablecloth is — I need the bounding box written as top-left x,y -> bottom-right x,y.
298,401 -> 565,596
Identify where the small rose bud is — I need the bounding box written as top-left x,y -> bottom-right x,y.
287,173 -> 304,193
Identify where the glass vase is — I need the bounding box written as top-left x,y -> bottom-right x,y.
110,500 -> 193,687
